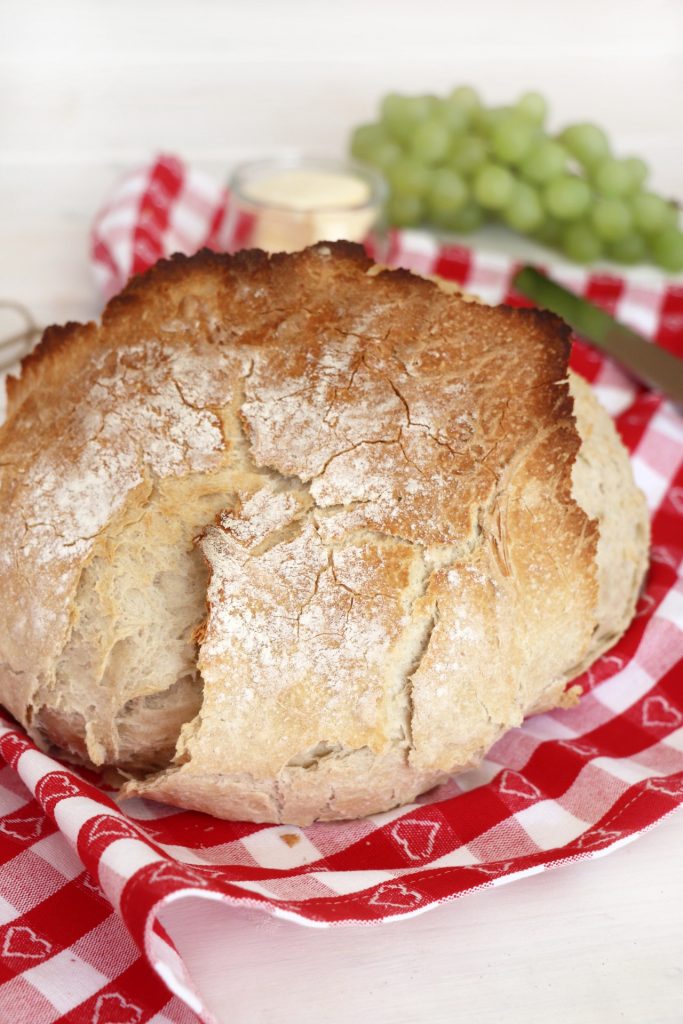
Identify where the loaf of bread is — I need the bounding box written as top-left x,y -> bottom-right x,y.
0,243 -> 649,824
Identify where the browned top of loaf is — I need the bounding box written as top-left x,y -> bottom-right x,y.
5,241 -> 581,540
0,242 -> 598,779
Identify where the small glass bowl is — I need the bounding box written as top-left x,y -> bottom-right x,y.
224,155 -> 386,254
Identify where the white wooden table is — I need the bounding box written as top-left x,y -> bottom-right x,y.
1,2 -> 682,1021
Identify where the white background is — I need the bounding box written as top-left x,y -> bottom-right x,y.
1,2 -> 682,1022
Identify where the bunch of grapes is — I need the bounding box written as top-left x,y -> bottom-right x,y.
350,87 -> 683,272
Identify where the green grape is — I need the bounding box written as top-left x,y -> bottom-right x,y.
502,182 -> 543,233
434,98 -> 468,136
473,163 -> 515,210
448,85 -> 481,120
353,91 -> 670,271
440,201 -> 486,234
591,199 -> 632,241
386,193 -> 424,228
474,105 -> 511,137
381,93 -> 434,144
608,234 -> 647,265
534,217 -> 563,248
515,91 -> 547,125
662,203 -> 679,229
562,223 -> 603,263
520,139 -> 567,184
631,192 -> 677,235
491,113 -> 538,165
559,123 -> 610,168
623,156 -> 648,192
449,136 -> 488,176
543,175 -> 591,220
362,138 -> 403,172
380,93 -> 407,137
411,118 -> 451,164
387,157 -> 431,198
593,158 -> 636,198
350,123 -> 388,162
650,227 -> 683,272
427,169 -> 468,223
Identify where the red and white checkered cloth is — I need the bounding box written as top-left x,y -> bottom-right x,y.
1,153 -> 682,1023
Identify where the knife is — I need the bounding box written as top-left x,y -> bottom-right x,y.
512,265 -> 683,405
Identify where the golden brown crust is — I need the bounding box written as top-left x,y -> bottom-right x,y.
0,242 -> 643,825
5,243 -> 567,416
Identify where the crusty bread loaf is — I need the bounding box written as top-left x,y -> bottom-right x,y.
0,243 -> 649,824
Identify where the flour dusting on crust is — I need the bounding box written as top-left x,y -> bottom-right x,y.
0,243 -> 648,825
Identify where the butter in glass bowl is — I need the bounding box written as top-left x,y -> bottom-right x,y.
226,157 -> 386,253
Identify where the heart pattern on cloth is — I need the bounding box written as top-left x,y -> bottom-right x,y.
645,776 -> 683,798
667,486 -> 683,516
660,310 -> 683,333
368,883 -> 424,909
650,545 -> 680,569
0,813 -> 48,842
472,861 -> 515,876
0,732 -> 31,768
83,815 -> 148,849
80,872 -> 106,896
34,772 -> 83,814
390,820 -> 441,861
576,828 -> 624,850
597,654 -> 626,674
558,740 -> 601,759
498,770 -> 541,801
1,925 -> 52,960
642,696 -> 683,729
146,861 -> 210,889
91,992 -> 143,1024
634,593 -> 657,619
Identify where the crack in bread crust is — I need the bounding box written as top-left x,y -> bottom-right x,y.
0,242 -> 648,824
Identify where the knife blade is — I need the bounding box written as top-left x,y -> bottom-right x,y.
512,265 -> 683,405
